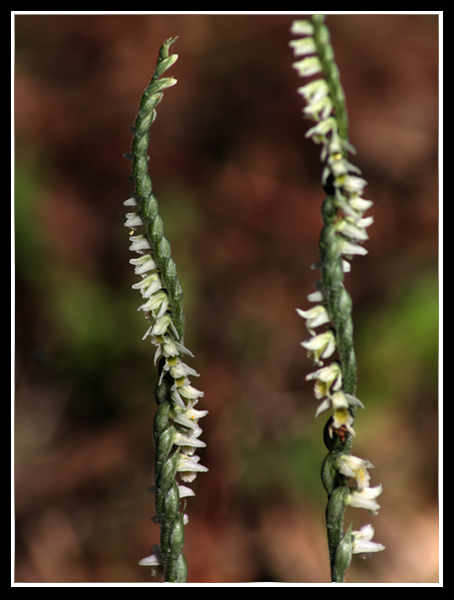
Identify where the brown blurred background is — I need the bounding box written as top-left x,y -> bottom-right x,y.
14,14 -> 439,584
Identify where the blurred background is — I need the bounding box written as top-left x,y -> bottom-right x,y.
14,13 -> 439,584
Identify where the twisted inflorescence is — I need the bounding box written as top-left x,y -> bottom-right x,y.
290,15 -> 384,582
124,37 -> 207,583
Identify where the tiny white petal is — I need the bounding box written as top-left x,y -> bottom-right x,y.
178,485 -> 195,498
315,397 -> 331,418
307,290 -> 324,303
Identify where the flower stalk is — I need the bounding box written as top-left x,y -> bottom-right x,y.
290,15 -> 384,582
125,37 -> 207,583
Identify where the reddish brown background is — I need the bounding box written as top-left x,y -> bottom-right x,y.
14,14 -> 439,584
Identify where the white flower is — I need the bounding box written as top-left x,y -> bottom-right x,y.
352,524 -> 385,555
176,382 -> 204,401
173,428 -> 206,454
340,239 -> 368,257
303,96 -> 333,121
139,544 -> 164,578
130,254 -> 157,275
150,313 -> 179,338
297,79 -> 329,104
306,362 -> 343,399
129,234 -> 152,253
167,357 -> 199,380
172,406 -> 209,429
345,484 -> 383,516
305,116 -> 337,144
335,218 -> 369,242
124,212 -> 144,229
349,196 -> 373,213
292,56 -> 323,77
132,273 -> 160,293
296,305 -> 330,331
335,454 -> 374,490
177,453 -> 208,483
301,330 -> 336,366
290,20 -> 314,36
289,37 -> 317,56
342,175 -> 367,195
315,390 -> 364,419
134,274 -> 162,299
140,291 -> 169,322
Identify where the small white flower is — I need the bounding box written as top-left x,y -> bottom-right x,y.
303,96 -> 333,122
150,314 -> 179,338
290,20 -> 314,36
129,234 -> 152,253
129,254 -> 157,275
289,37 -> 317,56
139,544 -> 164,578
147,291 -> 170,320
159,356 -> 199,384
173,429 -> 206,454
133,274 -> 162,298
345,484 -> 383,516
296,305 -> 330,330
155,339 -> 194,360
335,218 -> 369,242
335,454 -> 374,490
306,363 -> 342,398
176,382 -> 204,401
124,212 -> 144,229
342,175 -> 367,194
177,453 -> 208,483
297,79 -> 329,104
123,197 -> 139,207
340,239 -> 368,257
301,330 -> 336,365
352,524 -> 385,555
315,389 -> 363,419
293,56 -> 323,77
305,116 -> 337,144
172,406 -> 209,429
355,215 -> 374,229
348,196 -> 373,213
138,285 -> 167,312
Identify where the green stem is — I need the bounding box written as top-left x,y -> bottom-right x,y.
129,37 -> 188,583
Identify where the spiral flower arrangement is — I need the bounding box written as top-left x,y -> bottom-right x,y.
289,15 -> 384,582
124,38 -> 207,583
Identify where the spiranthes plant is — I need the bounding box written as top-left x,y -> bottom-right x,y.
124,38 -> 207,583
289,15 -> 385,582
